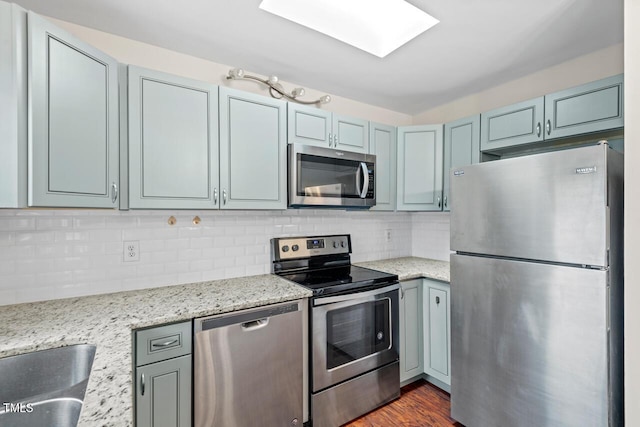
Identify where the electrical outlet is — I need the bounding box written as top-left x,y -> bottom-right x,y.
123,240 -> 139,262
385,229 -> 392,242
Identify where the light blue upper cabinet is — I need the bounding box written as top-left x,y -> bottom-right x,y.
443,115 -> 480,212
369,122 -> 397,211
28,12 -> 119,208
288,104 -> 369,153
480,97 -> 544,153
397,124 -> 444,211
287,104 -> 331,148
481,75 -> 624,155
0,2 -> 27,208
332,114 -> 369,153
544,74 -> 623,140
219,88 -> 287,210
126,66 -> 219,209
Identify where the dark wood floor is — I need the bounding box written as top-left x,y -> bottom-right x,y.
343,380 -> 464,427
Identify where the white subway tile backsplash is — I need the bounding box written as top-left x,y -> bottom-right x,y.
0,209 -> 451,306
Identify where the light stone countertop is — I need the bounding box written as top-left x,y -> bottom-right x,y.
355,256 -> 450,283
0,256 -> 450,426
0,274 -> 312,427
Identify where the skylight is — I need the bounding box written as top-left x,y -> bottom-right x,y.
259,0 -> 439,58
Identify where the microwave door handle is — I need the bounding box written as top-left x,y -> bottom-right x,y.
355,163 -> 362,197
359,162 -> 369,198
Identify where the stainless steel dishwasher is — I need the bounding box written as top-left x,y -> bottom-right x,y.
193,300 -> 304,427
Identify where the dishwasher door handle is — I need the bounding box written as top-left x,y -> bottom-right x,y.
241,318 -> 270,331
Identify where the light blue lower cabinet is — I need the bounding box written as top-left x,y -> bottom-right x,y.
135,321 -> 192,427
136,355 -> 192,427
399,279 -> 423,384
423,279 -> 451,389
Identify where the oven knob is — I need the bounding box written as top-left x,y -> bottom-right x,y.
292,244 -> 299,251
282,245 -> 289,252
333,241 -> 339,248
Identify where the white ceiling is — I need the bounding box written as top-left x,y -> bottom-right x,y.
13,0 -> 623,114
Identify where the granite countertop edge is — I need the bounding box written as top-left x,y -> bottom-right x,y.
0,256 -> 449,426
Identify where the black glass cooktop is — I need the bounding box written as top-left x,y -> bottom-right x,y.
278,265 -> 398,296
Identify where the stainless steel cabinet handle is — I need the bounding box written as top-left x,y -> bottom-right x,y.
546,119 -> 551,135
400,286 -> 405,299
437,196 -> 441,208
214,188 -> 218,204
334,135 -> 339,146
111,182 -> 118,203
223,189 -> 227,205
329,133 -> 333,147
141,373 -> 145,396
536,122 -> 541,137
435,296 -> 440,305
152,339 -> 179,348
444,195 -> 448,208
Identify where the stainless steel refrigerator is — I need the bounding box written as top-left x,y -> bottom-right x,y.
449,142 -> 624,427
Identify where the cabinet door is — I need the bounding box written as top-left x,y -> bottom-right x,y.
544,74 -> 624,140
287,103 -> 331,148
480,97 -> 544,154
28,12 -> 119,208
423,280 -> 450,386
0,2 -> 27,208
369,122 -> 396,211
397,124 -> 443,211
443,115 -> 480,212
399,279 -> 423,383
127,66 -> 219,209
219,88 -> 287,209
333,114 -> 369,153
136,355 -> 191,427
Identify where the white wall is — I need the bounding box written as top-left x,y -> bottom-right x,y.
411,213 -> 450,261
0,209 -> 412,306
624,0 -> 639,423
413,44 -> 624,124
50,18 -> 412,127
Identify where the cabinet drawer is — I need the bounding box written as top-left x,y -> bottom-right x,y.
136,321 -> 192,366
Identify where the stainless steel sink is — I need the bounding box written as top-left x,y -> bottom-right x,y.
0,344 -> 96,427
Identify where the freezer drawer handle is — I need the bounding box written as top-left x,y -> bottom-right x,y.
241,318 -> 270,331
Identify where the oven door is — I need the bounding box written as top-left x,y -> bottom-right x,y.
311,283 -> 399,392
289,144 -> 375,208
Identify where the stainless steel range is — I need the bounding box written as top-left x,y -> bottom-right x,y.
271,234 -> 400,427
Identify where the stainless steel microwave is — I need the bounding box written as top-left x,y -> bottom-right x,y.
288,144 -> 376,208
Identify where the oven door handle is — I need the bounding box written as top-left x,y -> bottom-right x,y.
313,283 -> 399,306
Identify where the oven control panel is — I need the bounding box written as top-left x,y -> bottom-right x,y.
272,235 -> 351,260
